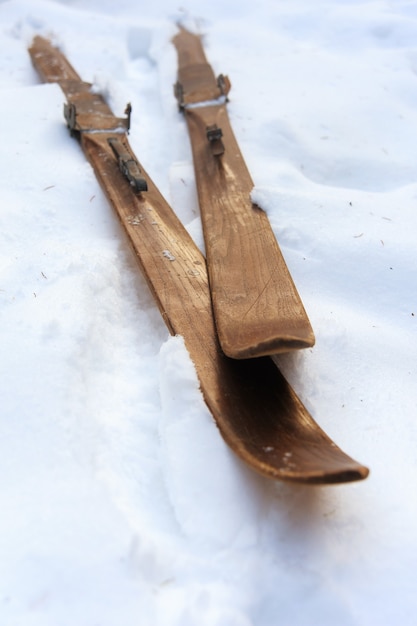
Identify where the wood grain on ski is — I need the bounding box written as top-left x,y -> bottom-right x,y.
173,27 -> 315,359
28,36 -> 368,484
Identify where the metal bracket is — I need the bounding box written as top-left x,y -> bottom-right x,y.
63,102 -> 78,135
123,103 -> 132,132
217,74 -> 231,98
206,124 -> 225,156
107,137 -> 148,193
64,100 -> 132,135
174,72 -> 231,110
174,81 -> 184,111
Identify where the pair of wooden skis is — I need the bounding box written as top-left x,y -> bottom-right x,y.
28,29 -> 368,484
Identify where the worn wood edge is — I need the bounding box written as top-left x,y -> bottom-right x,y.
29,35 -> 81,82
224,336 -> 316,360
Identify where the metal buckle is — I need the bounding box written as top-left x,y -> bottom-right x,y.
107,137 -> 148,193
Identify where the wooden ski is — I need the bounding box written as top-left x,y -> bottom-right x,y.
28,36 -> 368,484
172,27 -> 315,359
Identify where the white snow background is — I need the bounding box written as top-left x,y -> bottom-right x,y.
1,0 -> 417,624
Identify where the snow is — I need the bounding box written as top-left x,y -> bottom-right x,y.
1,0 -> 417,624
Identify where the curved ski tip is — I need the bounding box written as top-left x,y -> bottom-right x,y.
219,329 -> 316,360
249,458 -> 370,485
279,465 -> 370,485
247,452 -> 370,485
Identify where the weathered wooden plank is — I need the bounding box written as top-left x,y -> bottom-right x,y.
173,28 -> 315,359
28,36 -> 368,483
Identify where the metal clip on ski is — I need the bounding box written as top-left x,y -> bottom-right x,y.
206,124 -> 224,156
173,72 -> 231,110
173,80 -> 185,111
107,137 -> 148,193
217,74 -> 231,97
63,82 -> 131,135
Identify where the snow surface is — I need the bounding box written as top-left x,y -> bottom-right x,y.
1,0 -> 417,624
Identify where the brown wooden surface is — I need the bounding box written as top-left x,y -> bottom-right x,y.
28,36 -> 369,484
173,28 -> 315,359
82,132 -> 369,484
29,36 -> 80,82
